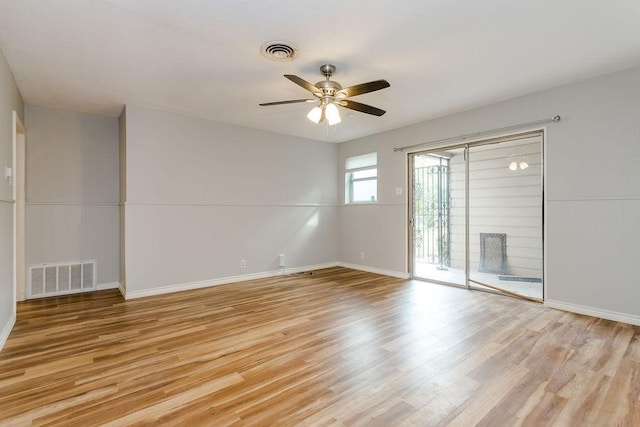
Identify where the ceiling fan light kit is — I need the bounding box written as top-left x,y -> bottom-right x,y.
307,106 -> 323,124
260,64 -> 390,126
324,102 -> 341,125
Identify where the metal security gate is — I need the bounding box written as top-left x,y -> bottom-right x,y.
412,158 -> 450,269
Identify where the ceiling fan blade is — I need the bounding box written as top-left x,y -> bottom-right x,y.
284,75 -> 322,95
259,99 -> 316,106
337,80 -> 390,98
338,100 -> 386,116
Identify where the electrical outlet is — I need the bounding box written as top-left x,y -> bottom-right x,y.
395,187 -> 402,195
279,254 -> 285,268
360,252 -> 365,260
240,259 -> 246,268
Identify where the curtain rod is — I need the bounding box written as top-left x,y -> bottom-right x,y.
392,115 -> 561,152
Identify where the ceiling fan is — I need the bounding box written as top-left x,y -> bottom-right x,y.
259,64 -> 390,125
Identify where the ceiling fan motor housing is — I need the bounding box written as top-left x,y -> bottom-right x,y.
315,80 -> 342,98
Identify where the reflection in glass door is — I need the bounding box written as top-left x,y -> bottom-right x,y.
410,132 -> 544,302
411,148 -> 466,286
468,136 -> 543,301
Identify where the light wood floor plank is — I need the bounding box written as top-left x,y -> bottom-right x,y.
1,267 -> 639,425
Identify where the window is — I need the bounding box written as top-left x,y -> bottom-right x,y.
345,152 -> 377,203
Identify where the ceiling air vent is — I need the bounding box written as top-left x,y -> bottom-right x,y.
261,41 -> 297,61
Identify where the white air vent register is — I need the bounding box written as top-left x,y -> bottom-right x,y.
28,260 -> 96,298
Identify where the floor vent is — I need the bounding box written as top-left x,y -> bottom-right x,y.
28,260 -> 96,298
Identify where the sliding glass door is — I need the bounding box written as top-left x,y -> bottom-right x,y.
410,147 -> 466,287
410,132 -> 544,301
467,136 -> 543,300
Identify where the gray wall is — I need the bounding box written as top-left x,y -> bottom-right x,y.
338,141 -> 407,273
25,106 -> 119,287
122,106 -> 338,295
0,47 -> 24,346
339,65 -> 640,322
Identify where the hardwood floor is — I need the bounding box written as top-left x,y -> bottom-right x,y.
1,267 -> 638,426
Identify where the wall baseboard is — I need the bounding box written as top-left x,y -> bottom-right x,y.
123,262 -> 340,300
337,262 -> 410,279
96,282 -> 120,291
545,300 -> 640,326
0,312 -> 17,352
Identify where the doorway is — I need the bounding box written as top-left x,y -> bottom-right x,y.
409,131 -> 544,301
410,147 -> 466,287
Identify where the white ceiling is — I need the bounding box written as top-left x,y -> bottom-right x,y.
1,0 -> 639,143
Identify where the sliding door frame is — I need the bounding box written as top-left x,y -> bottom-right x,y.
408,129 -> 546,300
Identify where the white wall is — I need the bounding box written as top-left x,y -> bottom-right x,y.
339,66 -> 640,325
25,106 -> 119,288
0,47 -> 24,349
122,106 -> 338,296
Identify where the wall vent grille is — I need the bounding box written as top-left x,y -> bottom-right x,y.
28,260 -> 96,298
